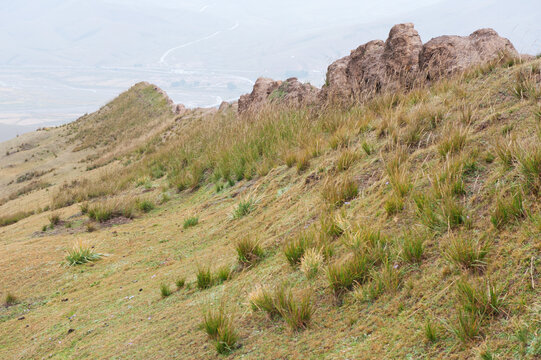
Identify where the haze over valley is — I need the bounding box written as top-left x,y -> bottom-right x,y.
1,0 -> 540,141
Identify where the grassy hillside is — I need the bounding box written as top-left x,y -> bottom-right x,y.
1,58 -> 541,359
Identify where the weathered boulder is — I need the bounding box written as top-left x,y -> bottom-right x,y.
419,28 -> 518,80
238,77 -> 319,114
383,23 -> 423,83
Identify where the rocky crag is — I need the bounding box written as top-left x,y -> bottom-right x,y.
238,23 -> 519,113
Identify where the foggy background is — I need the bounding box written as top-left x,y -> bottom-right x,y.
1,0 -> 540,141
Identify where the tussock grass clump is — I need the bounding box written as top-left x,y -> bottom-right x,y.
494,137 -> 516,168
319,212 -> 346,239
344,228 -> 391,265
196,265 -> 232,290
296,151 -> 311,173
385,154 -> 411,197
414,193 -> 469,232
196,267 -> 213,290
491,190 -> 525,229
87,197 -> 136,222
202,306 -> 238,354
438,126 -> 468,157
4,293 -> 17,307
284,231 -> 315,267
300,248 -> 324,279
249,286 -> 280,319
326,254 -> 371,298
65,242 -> 102,266
424,320 -> 439,343
235,238 -> 264,268
274,286 -> 313,331
445,236 -> 490,271
249,286 -> 276,316
284,152 -> 297,168
160,283 -> 172,298
384,194 -> 404,216
215,322 -> 239,354
232,198 -> 255,219
322,177 -> 358,207
455,279 -> 505,318
175,278 -> 186,289
357,261 -> 403,302
452,310 -> 481,342
249,284 -> 313,330
136,199 -> 155,213
85,222 -> 97,233
401,233 -> 424,264
361,140 -> 373,155
335,150 -> 359,172
512,66 -> 541,100
431,157 -> 468,198
516,143 -> 541,195
183,216 -> 199,229
215,265 -> 232,284
48,212 -> 60,227
329,127 -> 351,150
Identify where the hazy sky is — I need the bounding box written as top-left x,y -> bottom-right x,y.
0,0 -> 540,139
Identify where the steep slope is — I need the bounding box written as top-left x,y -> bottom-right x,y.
1,55 -> 540,359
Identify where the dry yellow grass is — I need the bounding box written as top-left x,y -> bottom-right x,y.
1,58 -> 541,359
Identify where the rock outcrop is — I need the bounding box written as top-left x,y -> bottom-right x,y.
419,28 -> 518,80
239,23 -> 520,113
174,104 -> 186,115
238,77 -> 319,114
320,23 -> 423,101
